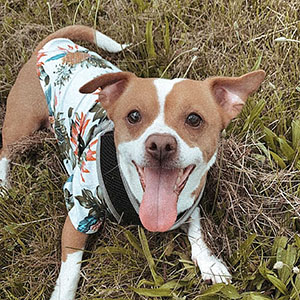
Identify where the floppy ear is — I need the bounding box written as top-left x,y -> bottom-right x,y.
79,72 -> 136,109
208,70 -> 265,126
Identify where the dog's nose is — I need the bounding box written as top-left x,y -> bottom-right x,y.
145,134 -> 177,162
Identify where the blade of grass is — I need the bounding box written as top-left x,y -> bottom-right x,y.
138,227 -> 164,286
163,16 -> 170,55
145,20 -> 156,59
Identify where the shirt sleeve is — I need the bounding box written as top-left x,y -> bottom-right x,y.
63,135 -> 107,234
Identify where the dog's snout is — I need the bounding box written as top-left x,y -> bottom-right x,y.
145,134 -> 177,162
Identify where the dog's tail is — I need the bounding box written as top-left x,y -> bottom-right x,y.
34,25 -> 129,54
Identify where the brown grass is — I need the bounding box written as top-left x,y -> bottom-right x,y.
1,0 -> 299,299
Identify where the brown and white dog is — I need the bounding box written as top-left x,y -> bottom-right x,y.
0,25 -> 265,300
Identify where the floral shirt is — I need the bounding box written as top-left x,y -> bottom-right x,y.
37,38 -> 121,234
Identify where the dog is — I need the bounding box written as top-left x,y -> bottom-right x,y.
0,25 -> 265,300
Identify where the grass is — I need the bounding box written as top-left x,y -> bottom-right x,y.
0,0 -> 299,299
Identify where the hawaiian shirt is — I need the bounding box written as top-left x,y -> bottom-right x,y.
37,38 -> 121,234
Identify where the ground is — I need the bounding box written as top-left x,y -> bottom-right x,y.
0,0 -> 299,299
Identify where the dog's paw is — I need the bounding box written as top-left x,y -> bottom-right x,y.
0,157 -> 10,188
192,254 -> 232,284
50,288 -> 76,300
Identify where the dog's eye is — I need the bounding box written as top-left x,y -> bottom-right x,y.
185,113 -> 202,127
127,110 -> 141,124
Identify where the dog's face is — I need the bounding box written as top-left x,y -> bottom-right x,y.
80,70 -> 265,232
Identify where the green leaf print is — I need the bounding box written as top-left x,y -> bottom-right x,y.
82,56 -> 113,69
68,107 -> 73,118
75,188 -> 96,209
54,63 -> 74,88
54,112 -> 72,157
64,188 -> 74,211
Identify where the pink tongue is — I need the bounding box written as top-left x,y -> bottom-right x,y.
139,168 -> 179,232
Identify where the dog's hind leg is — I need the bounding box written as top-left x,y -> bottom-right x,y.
0,55 -> 49,186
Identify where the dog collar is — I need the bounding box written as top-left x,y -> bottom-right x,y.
96,130 -> 205,230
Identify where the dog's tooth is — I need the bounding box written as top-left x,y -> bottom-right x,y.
141,179 -> 145,191
174,169 -> 184,191
179,169 -> 184,178
176,169 -> 184,184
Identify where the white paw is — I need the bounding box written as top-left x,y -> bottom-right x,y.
50,281 -> 77,300
192,254 -> 232,284
0,157 -> 10,188
50,251 -> 83,300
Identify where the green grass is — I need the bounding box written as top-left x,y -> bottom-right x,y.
0,0 -> 300,299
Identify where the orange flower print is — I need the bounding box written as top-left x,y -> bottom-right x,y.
78,112 -> 90,135
93,88 -> 102,95
54,94 -> 58,107
36,62 -> 44,77
48,116 -> 55,133
86,148 -> 96,161
80,139 -> 97,181
48,116 -> 55,125
92,88 -> 103,103
80,160 -> 90,182
37,51 -> 47,63
85,139 -> 97,163
70,112 -> 91,156
58,46 -> 67,51
91,220 -> 102,232
58,43 -> 78,52
90,139 -> 98,147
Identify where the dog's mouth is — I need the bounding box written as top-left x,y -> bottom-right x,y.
133,162 -> 195,232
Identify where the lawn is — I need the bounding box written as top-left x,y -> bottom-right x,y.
0,0 -> 299,299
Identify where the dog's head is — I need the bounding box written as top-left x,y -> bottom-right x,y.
80,70 -> 265,232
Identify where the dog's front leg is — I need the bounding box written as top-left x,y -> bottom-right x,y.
187,207 -> 232,284
50,216 -> 88,300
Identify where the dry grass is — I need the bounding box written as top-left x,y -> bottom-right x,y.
0,0 -> 300,299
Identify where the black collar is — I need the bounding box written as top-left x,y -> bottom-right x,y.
97,130 -> 141,225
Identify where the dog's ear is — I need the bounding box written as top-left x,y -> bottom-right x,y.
79,72 -> 136,108
208,70 -> 265,126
